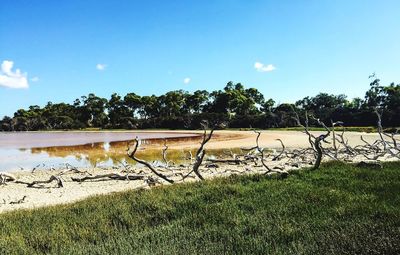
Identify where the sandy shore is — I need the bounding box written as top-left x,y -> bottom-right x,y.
158,130 -> 383,150
0,130 -> 385,213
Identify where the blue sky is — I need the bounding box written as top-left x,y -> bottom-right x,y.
1,0 -> 399,117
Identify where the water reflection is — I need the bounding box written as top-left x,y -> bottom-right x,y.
0,136 -> 241,172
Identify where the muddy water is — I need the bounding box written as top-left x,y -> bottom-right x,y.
0,132 -> 203,172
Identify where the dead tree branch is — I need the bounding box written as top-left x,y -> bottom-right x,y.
253,130 -> 272,172
0,173 -> 16,185
161,139 -> 171,168
72,173 -> 146,182
191,121 -> 215,180
9,196 -> 27,205
16,175 -> 64,188
272,139 -> 286,161
207,159 -> 242,165
127,138 -> 175,184
182,121 -> 216,181
292,111 -> 331,170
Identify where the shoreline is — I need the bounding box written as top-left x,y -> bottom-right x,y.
0,130 -> 388,213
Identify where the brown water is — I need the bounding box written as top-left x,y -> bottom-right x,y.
0,132 -> 202,172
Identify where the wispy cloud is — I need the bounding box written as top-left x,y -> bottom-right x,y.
31,76 -> 39,82
254,62 -> 276,72
183,77 -> 191,84
96,63 -> 107,71
0,60 -> 29,89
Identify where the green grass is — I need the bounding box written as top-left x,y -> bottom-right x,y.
1,162 -> 400,254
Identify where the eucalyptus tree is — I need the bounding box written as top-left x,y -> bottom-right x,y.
42,102 -> 76,129
160,90 -> 188,117
82,94 -> 108,127
185,90 -> 209,114
124,92 -> 142,118
107,93 -> 132,128
0,116 -> 12,131
138,95 -> 161,119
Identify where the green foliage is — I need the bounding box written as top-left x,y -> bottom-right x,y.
0,162 -> 399,254
1,77 -> 399,131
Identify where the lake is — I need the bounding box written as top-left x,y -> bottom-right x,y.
0,131 -> 201,172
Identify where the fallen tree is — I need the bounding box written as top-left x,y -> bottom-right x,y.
16,175 -> 64,188
71,173 -> 146,182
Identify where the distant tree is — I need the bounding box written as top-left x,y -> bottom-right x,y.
382,83 -> 400,110
365,74 -> 385,108
2,78 -> 399,131
139,95 -> 161,119
0,116 -> 13,131
205,89 -> 230,114
160,90 -> 188,117
262,98 -> 275,113
82,94 -> 108,127
107,93 -> 131,128
124,93 -> 142,118
273,103 -> 297,127
185,90 -> 209,114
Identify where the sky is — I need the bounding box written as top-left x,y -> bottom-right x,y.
1,0 -> 400,117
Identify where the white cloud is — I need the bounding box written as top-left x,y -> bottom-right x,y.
183,77 -> 191,84
31,76 -> 39,82
96,63 -> 107,71
254,62 -> 276,72
0,60 -> 29,89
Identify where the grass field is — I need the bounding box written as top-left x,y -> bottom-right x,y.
1,161 -> 399,254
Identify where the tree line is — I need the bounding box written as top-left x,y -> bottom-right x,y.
1,76 -> 399,131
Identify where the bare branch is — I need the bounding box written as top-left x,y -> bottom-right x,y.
161,139 -> 171,168
127,138 -> 174,184
253,130 -> 272,173
16,175 -> 64,188
72,173 -> 146,182
191,121 -> 215,180
272,139 -> 285,161
9,196 -> 27,205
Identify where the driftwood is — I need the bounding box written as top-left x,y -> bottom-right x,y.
71,173 -> 146,182
331,121 -> 344,159
312,118 -> 331,169
182,121 -> 216,181
272,139 -> 286,161
9,196 -> 27,205
207,159 -> 242,165
254,130 -> 271,172
192,121 -> 215,180
128,138 -> 175,184
0,173 -> 16,185
211,130 -> 289,175
205,163 -> 220,168
293,111 -> 332,170
59,165 -> 92,176
16,175 -> 64,188
161,139 -> 172,168
292,110 -> 317,151
2,109 -> 399,194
